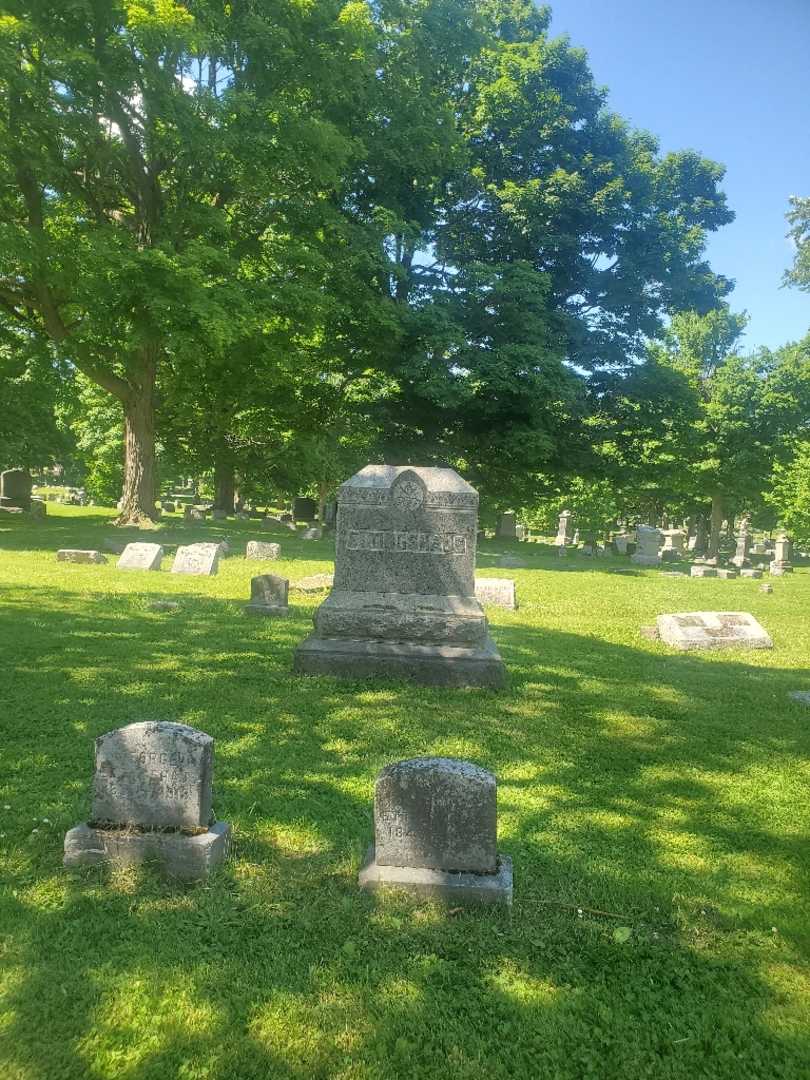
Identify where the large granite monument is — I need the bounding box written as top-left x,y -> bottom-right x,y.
0,468 -> 32,510
293,465 -> 505,687
64,721 -> 230,881
358,757 -> 513,904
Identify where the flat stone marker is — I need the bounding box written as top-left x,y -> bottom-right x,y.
475,577 -> 517,609
497,554 -> 526,569
117,542 -> 163,571
64,721 -> 230,882
245,540 -> 280,561
716,568 -> 738,579
760,583 -> 773,594
656,611 -> 773,651
302,527 -> 322,540
359,758 -> 512,904
292,573 -> 334,592
690,565 -> 717,578
171,542 -> 220,576
57,549 -> 107,564
789,691 -> 810,706
294,465 -> 505,687
246,574 -> 289,616
740,568 -> 763,579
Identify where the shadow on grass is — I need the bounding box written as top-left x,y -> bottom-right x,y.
1,586 -> 809,1078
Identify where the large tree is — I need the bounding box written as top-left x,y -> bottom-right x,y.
0,0 -> 370,523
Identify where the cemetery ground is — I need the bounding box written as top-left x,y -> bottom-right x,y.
1,509 -> 809,1080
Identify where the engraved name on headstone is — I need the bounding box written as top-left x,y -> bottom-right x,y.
474,577 -> 517,609
171,542 -> 220,576
117,542 -> 164,571
245,540 -> 281,560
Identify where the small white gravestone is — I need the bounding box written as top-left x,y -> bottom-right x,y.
117,542 -> 163,571
657,611 -> 773,651
56,549 -> 107,564
690,565 -> 717,578
246,540 -> 281,560
171,542 -> 220,576
475,577 -> 517,609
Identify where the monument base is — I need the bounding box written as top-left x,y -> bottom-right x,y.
293,634 -> 506,688
63,821 -> 231,882
359,846 -> 513,905
245,603 -> 289,617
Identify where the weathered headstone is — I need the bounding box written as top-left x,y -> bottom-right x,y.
293,496 -> 317,522
730,523 -> 752,568
688,518 -> 708,556
323,500 -> 338,529
171,542 -> 220,576
770,534 -> 793,576
293,465 -> 505,687
739,568 -> 763,579
716,568 -> 738,579
656,611 -> 773,651
359,758 -> 512,904
117,542 -> 164,571
56,549 -> 107,564
245,573 -> 289,616
496,512 -> 517,540
302,527 -> 322,540
292,573 -> 334,593
245,540 -> 281,560
28,498 -> 46,518
631,525 -> 662,566
64,721 -> 230,881
554,509 -> 574,547
474,577 -> 518,610
0,468 -> 32,510
660,529 -> 686,562
161,500 -> 175,514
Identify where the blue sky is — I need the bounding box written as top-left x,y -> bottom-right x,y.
547,0 -> 810,352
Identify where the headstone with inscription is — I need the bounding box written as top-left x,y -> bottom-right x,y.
171,542 -> 220,576
63,721 -> 231,881
117,542 -> 164,571
474,577 -> 517,610
245,540 -> 280,560
657,611 -> 773,651
293,465 -> 505,686
358,757 -> 513,904
496,512 -> 517,540
0,468 -> 32,510
245,573 -> 289,616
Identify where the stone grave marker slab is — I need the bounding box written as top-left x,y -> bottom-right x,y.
246,573 -> 289,616
656,611 -> 773,651
117,542 -> 163,571
292,573 -> 334,593
0,467 -> 32,510
690,565 -> 717,578
245,540 -> 281,561
171,542 -> 220,576
474,577 -> 517,609
91,721 -> 213,829
359,757 -> 512,904
57,549 -> 107,564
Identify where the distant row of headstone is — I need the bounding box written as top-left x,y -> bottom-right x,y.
64,721 -> 512,902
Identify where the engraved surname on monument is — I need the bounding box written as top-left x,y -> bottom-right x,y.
377,809 -> 417,842
347,529 -> 467,555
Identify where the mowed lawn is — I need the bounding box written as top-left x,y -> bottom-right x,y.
1,507 -> 809,1080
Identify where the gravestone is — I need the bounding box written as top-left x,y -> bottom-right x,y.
245,573 -> 289,616
656,611 -> 773,651
28,498 -> 46,518
64,721 -> 230,881
323,500 -> 338,529
293,465 -> 505,687
162,501 -> 175,514
760,583 -> 774,594
631,525 -> 662,566
496,512 -> 517,540
770,534 -> 793,576
171,542 -> 220,576
293,496 -> 317,522
292,573 -> 334,593
660,529 -> 686,562
245,540 -> 281,560
690,565 -> 717,578
57,549 -> 107,564
612,532 -> 633,555
117,542 -> 164,571
302,527 -> 322,540
554,510 -> 574,547
474,577 -> 518,610
730,523 -> 752,568
0,468 -> 32,510
740,568 -> 763,579
716,568 -> 738,579
358,758 -> 512,904
688,518 -> 708,556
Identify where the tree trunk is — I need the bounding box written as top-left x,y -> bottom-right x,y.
115,348 -> 158,526
214,457 -> 235,513
318,480 -> 329,524
708,492 -> 724,557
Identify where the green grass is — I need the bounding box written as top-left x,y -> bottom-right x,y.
1,506 -> 809,1080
